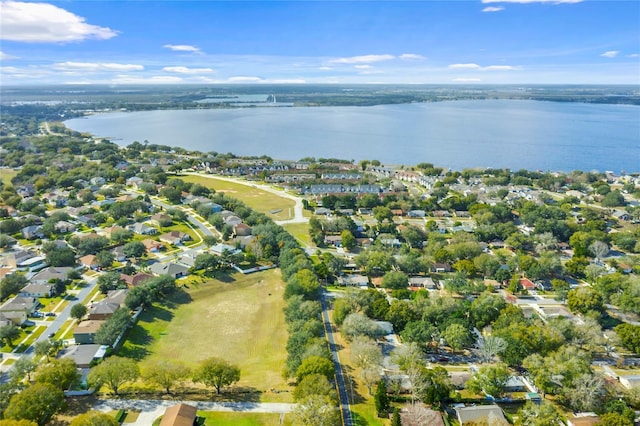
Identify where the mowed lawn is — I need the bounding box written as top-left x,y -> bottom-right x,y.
197,412 -> 294,426
122,269 -> 291,397
0,168 -> 17,186
181,175 -> 295,221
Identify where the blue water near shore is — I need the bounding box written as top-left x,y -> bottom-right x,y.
64,100 -> 640,173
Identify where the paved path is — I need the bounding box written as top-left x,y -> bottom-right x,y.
94,399 -> 295,425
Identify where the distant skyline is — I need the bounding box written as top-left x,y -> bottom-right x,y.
1,0 -> 639,85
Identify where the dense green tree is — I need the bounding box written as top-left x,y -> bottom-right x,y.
0,325 -> 21,347
614,323 -> 640,354
374,380 -> 390,417
122,241 -> 146,259
142,360 -> 190,394
295,356 -> 334,383
382,271 -> 409,290
442,323 -> 473,352
45,247 -> 76,267
466,363 -> 511,398
193,357 -> 241,394
94,309 -> 132,346
34,358 -> 80,391
420,366 -> 453,408
567,286 -> 605,315
87,357 -> 140,395
293,374 -> 337,403
4,383 -> 65,426
0,274 -> 27,300
97,271 -> 125,294
70,304 -> 88,321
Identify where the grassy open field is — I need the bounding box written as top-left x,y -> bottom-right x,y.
181,175 -> 295,221
121,269 -> 292,400
0,168 -> 17,186
282,222 -> 313,247
196,412 -> 294,426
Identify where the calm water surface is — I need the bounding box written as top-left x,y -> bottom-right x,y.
65,100 -> 640,172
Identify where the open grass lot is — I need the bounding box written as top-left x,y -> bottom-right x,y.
121,269 -> 292,400
0,168 -> 18,186
282,222 -> 313,247
181,175 -> 295,221
196,412 -> 294,426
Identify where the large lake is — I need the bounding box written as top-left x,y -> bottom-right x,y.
65,100 -> 640,173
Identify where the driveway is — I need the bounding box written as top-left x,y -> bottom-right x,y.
94,399 -> 295,425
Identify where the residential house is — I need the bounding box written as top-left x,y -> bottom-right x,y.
455,405 -> 508,425
16,255 -> 46,271
102,226 -> 125,240
409,276 -> 437,290
223,215 -> 243,227
79,254 -> 99,271
314,207 -> 332,216
131,222 -> 158,235
73,320 -> 106,344
338,274 -> 369,288
18,283 -> 54,298
142,239 -> 163,253
31,267 -> 73,285
126,176 -> 144,188
61,344 -> 107,368
76,215 -> 96,227
407,210 -> 426,218
88,302 -> 120,321
233,223 -> 252,237
324,235 -> 342,247
0,296 -> 39,325
21,225 -> 44,240
54,220 -> 76,233
178,253 -> 197,268
210,244 -> 241,256
159,403 -> 197,426
159,231 -> 190,246
120,273 -> 154,287
112,246 -> 126,262
519,278 -> 536,291
149,262 -> 189,279
90,176 -> 106,186
149,213 -> 172,227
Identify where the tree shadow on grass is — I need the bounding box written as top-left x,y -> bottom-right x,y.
162,288 -> 192,310
214,272 -> 236,283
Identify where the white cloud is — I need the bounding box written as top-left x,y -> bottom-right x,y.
482,0 -> 582,3
600,50 -> 619,58
627,53 -> 639,58
0,51 -> 17,60
53,62 -> 144,72
0,0 -> 117,42
482,6 -> 505,12
449,63 -> 520,71
354,65 -> 372,69
399,53 -> 425,60
452,78 -> 482,82
163,44 -> 201,53
319,66 -> 333,71
329,54 -> 395,64
112,75 -> 183,84
162,66 -> 214,74
484,65 -> 519,70
227,76 -> 264,83
449,63 -> 482,69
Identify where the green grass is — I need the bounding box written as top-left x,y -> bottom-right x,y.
0,168 -> 18,186
196,412 -> 294,426
120,269 -> 292,400
181,175 -> 296,221
14,326 -> 46,353
352,403 -> 387,426
282,222 -> 313,247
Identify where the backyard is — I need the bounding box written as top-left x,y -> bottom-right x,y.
120,269 -> 292,401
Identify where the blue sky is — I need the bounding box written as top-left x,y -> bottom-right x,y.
1,0 -> 638,85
